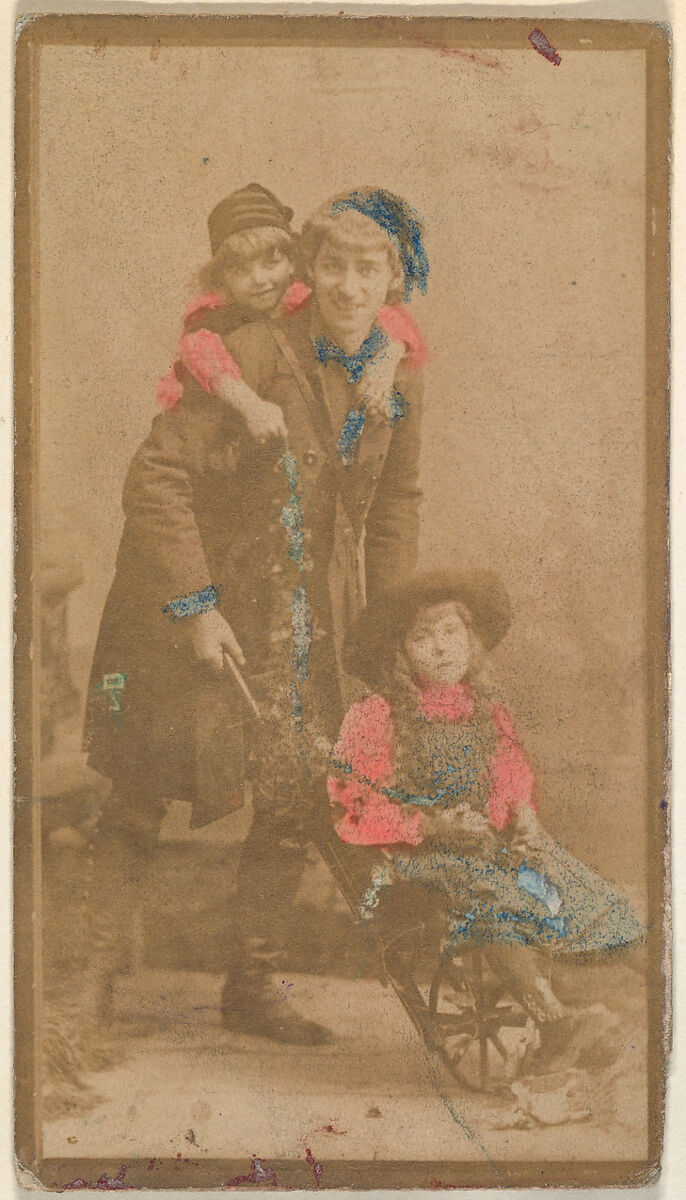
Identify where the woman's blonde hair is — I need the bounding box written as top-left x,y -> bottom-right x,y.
198,225 -> 296,293
300,206 -> 404,306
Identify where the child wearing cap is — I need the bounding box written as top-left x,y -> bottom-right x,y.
327,571 -> 645,1073
155,182 -> 297,441
155,184 -> 429,444
84,186 -> 428,1045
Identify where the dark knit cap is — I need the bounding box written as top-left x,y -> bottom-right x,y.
344,569 -> 512,688
208,183 -> 294,256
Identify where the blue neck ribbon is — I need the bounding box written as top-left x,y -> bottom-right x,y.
313,324 -> 389,384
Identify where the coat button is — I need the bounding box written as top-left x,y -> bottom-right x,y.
304,449 -> 318,467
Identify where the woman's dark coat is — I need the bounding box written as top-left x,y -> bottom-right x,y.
84,310 -> 423,827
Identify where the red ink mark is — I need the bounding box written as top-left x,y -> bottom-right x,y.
65,1164 -> 130,1190
529,29 -> 561,66
225,1156 -> 278,1188
414,37 -> 502,70
305,1148 -> 323,1188
147,1158 -> 157,1171
317,1120 -> 347,1135
173,1152 -> 200,1168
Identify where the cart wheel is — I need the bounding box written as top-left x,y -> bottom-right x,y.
428,951 -> 533,1092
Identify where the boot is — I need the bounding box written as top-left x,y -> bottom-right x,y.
80,829 -> 155,1027
219,935 -> 333,1046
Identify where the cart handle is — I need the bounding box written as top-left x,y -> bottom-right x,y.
222,651 -> 264,722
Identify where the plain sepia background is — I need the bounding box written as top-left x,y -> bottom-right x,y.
5,1 -> 684,1195
38,38 -> 647,894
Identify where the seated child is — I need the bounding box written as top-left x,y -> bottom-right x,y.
327,570 -> 646,1072
155,183 -> 429,442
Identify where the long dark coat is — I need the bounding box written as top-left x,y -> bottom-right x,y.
84,310 -> 423,827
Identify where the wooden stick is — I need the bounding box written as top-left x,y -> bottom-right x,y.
222,651 -> 264,721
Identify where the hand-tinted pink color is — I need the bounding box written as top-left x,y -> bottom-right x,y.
328,695 -> 424,846
377,305 -> 430,370
155,285 -> 428,409
177,329 -> 243,393
281,279 -> 312,315
155,366 -> 184,411
419,680 -> 475,723
328,685 -> 537,845
183,290 -> 227,323
278,282 -> 429,371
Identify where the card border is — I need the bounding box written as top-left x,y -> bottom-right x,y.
13,13 -> 671,1189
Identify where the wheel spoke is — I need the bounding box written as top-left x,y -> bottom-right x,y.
434,1011 -> 478,1036
429,955 -> 530,1093
437,961 -> 468,992
491,1032 -> 511,1062
478,1032 -> 489,1087
479,1011 -> 520,1036
434,992 -> 475,1014
444,1034 -> 475,1069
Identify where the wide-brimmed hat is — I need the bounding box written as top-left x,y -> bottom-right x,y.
208,183 -> 294,256
344,569 -> 512,688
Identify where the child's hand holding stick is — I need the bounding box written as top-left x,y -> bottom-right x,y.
215,375 -> 288,444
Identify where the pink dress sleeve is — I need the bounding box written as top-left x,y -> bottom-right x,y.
182,291 -> 227,323
281,279 -> 312,315
178,329 -> 243,393
487,702 -> 538,832
155,366 -> 184,412
377,305 -> 430,371
327,695 -> 424,846
155,292 -> 242,411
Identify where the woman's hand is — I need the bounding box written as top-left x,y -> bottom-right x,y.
509,805 -> 543,856
184,608 -> 245,673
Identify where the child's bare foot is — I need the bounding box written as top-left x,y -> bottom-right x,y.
527,1004 -> 622,1075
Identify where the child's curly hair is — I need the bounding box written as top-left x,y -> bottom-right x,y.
198,225 -> 298,294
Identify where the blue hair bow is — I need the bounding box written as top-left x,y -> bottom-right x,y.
330,188 -> 430,302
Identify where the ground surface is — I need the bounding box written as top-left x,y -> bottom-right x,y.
42,831 -> 649,1170
44,965 -> 648,1166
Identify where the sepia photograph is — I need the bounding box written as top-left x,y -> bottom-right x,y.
14,14 -> 669,1190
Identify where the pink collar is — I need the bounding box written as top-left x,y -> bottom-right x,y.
419,681 -> 475,723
